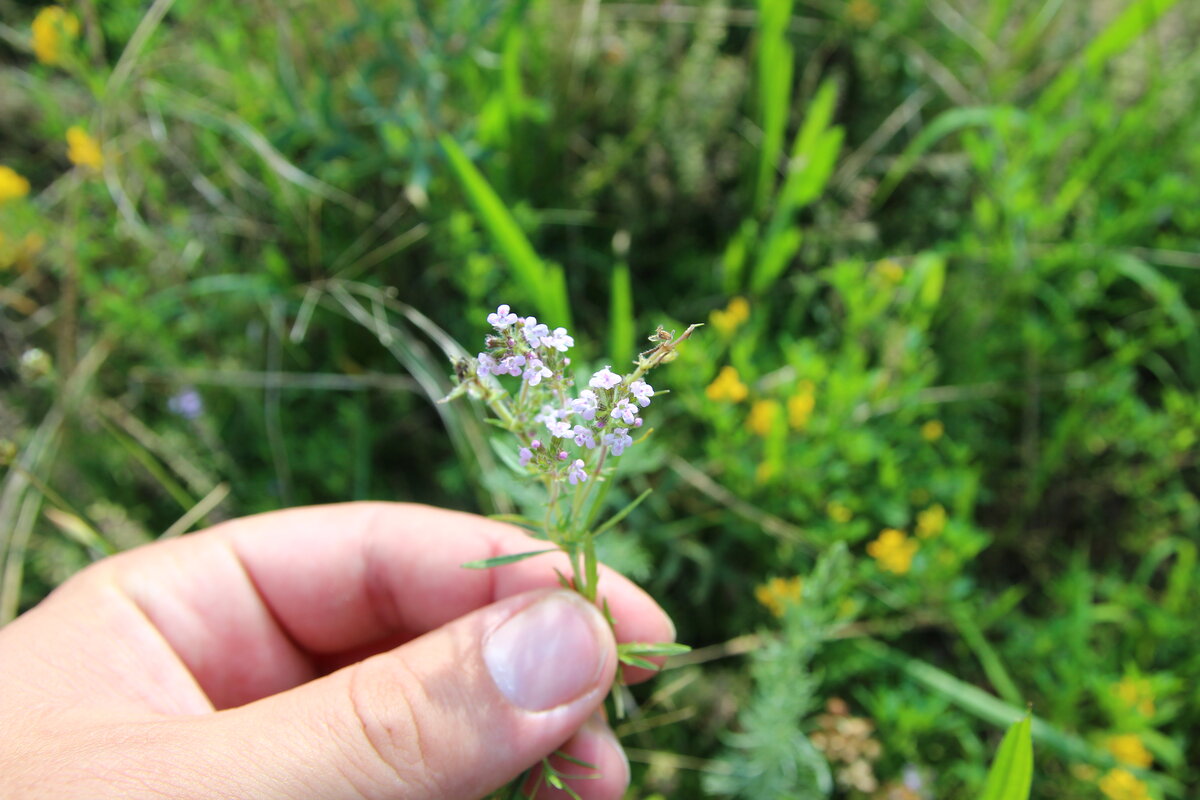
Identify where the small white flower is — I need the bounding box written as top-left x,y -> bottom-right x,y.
589,366 -> 622,390
522,357 -> 552,386
568,459 -> 588,485
477,352 -> 497,378
611,398 -> 638,426
603,427 -> 633,456
572,425 -> 597,449
497,354 -> 526,377
629,379 -> 654,408
542,326 -> 574,352
571,389 -> 598,420
487,304 -> 518,329
546,419 -> 572,439
521,317 -> 550,348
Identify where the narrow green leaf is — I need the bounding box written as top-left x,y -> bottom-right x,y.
619,641 -> 693,657
754,0 -> 795,214
749,228 -> 803,293
591,488 -> 654,538
980,715 -> 1033,800
875,107 -> 1023,206
609,262 -> 635,366
439,135 -> 571,328
486,513 -> 545,533
1037,0 -> 1180,113
461,549 -> 557,569
618,653 -> 661,671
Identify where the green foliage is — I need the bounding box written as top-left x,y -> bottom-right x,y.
4,0 -> 1200,797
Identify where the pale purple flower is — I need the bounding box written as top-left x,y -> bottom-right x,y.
542,327 -> 574,352
572,425 -> 597,449
487,304 -> 518,329
610,398 -> 638,426
521,317 -> 550,347
629,379 -> 654,407
535,405 -> 570,427
477,352 -> 497,377
589,366 -> 622,390
518,447 -> 534,466
497,354 -> 526,377
168,388 -> 203,420
603,427 -> 633,456
546,419 -> 572,439
522,357 -> 552,386
558,450 -> 569,461
571,389 -> 598,420
530,439 -> 542,449
568,459 -> 588,485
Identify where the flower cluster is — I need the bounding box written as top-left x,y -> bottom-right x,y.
447,304 -> 690,487
866,528 -> 919,575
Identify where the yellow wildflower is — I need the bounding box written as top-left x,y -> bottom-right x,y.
866,529 -> 918,575
1105,735 -> 1153,769
847,0 -> 879,27
921,419 -> 944,442
916,504 -> 947,539
706,365 -> 748,403
747,399 -> 780,436
31,6 -> 80,66
710,296 -> 750,335
1098,768 -> 1151,800
755,576 -> 803,618
788,381 -> 816,430
66,126 -> 103,170
875,258 -> 904,284
1114,677 -> 1156,718
0,166 -> 31,203
827,501 -> 853,524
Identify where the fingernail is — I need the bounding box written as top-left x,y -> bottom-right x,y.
484,592 -> 609,711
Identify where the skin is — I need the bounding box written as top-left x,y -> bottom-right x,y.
0,502 -> 676,800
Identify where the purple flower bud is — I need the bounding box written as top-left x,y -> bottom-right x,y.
558,450 -> 569,461
530,439 -> 542,449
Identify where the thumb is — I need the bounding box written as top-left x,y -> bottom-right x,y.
169,589 -> 618,800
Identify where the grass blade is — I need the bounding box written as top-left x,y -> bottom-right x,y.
439,135 -> 572,328
609,262 -> 634,366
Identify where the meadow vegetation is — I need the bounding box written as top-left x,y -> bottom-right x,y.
1,0 -> 1198,797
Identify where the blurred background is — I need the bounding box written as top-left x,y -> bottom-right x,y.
1,0 -> 1198,796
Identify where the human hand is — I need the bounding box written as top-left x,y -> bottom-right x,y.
0,502 -> 676,799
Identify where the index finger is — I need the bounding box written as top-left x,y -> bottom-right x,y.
110,502 -> 674,706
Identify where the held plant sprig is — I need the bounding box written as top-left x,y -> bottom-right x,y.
442,304 -> 697,796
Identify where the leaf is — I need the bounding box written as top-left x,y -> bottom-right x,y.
486,513 -> 545,533
875,107 -> 1024,205
617,641 -> 691,671
980,715 -> 1033,800
1037,0 -> 1182,113
609,262 -> 635,366
754,0 -> 795,214
438,135 -> 571,328
461,549 -> 557,569
619,641 -> 693,657
591,488 -> 653,538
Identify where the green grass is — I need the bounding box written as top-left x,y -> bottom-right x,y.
3,0 -> 1200,796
